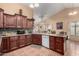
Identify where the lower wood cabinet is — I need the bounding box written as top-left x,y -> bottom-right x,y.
49,36 -> 64,55
18,35 -> 26,47
25,35 -> 32,45
49,36 -> 56,51
9,36 -> 18,50
1,35 -> 32,53
1,37 -> 10,53
32,34 -> 42,45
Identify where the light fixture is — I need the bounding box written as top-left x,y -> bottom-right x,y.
34,3 -> 39,7
68,4 -> 78,16
29,3 -> 39,8
68,11 -> 78,16
29,4 -> 34,8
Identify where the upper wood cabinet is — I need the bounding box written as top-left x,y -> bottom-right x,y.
0,8 -> 34,29
22,16 -> 27,28
0,8 -> 4,28
15,14 -> 23,28
4,14 -> 17,28
27,19 -> 34,29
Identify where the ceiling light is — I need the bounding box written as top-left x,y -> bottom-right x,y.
68,12 -> 73,15
73,11 -> 77,15
34,3 -> 39,7
68,11 -> 78,16
29,4 -> 34,8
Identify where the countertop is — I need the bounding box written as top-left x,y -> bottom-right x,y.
32,33 -> 67,38
0,34 -> 31,37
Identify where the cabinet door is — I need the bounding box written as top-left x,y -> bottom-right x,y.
1,37 -> 10,53
32,34 -> 42,45
55,37 -> 64,55
9,36 -> 18,50
25,35 -> 32,45
49,36 -> 56,50
27,20 -> 33,29
22,17 -> 27,28
19,35 -> 26,47
16,15 -> 23,28
4,14 -> 16,28
0,11 -> 3,28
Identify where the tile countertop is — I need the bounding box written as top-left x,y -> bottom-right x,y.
32,33 -> 67,38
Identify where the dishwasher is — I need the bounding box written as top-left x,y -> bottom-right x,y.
42,35 -> 49,48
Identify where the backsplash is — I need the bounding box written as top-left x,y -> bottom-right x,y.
0,28 -> 33,35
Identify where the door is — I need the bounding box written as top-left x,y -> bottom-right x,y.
42,35 -> 49,48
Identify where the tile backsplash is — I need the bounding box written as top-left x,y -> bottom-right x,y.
0,28 -> 33,35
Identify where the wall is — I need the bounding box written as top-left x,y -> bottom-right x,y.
35,7 -> 79,35
0,3 -> 32,18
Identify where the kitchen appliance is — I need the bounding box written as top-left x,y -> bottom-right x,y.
17,30 -> 25,34
42,35 -> 49,48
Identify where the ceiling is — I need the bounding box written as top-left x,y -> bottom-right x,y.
23,3 -> 79,23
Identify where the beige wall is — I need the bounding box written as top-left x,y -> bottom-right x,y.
36,7 -> 79,35
0,3 -> 32,18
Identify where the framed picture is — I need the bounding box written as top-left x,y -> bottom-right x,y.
56,22 -> 63,29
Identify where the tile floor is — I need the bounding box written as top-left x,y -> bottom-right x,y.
2,40 -> 79,56
3,45 -> 61,56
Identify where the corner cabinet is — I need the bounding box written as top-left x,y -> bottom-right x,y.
27,19 -> 34,29
4,14 -> 17,28
32,34 -> 42,45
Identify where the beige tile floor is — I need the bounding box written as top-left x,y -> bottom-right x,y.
2,40 -> 79,56
3,45 -> 61,56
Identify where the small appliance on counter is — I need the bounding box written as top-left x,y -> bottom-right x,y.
17,30 -> 25,34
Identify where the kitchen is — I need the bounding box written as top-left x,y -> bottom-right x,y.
0,3 -> 79,56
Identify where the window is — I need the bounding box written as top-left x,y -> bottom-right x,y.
70,22 -> 79,36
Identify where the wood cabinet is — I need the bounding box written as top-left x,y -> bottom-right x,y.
0,8 -> 4,28
22,16 -> 27,28
18,35 -> 26,47
27,19 -> 34,29
49,36 -> 64,55
15,14 -> 23,28
49,36 -> 56,51
4,14 -> 16,28
55,37 -> 64,55
25,35 -> 32,45
9,36 -> 18,50
1,37 -> 10,53
32,34 -> 42,45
